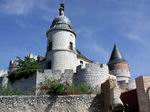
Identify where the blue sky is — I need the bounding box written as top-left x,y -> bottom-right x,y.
0,0 -> 150,78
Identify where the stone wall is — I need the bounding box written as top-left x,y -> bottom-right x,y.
136,76 -> 150,112
11,74 -> 36,94
36,69 -> 74,94
101,79 -> 124,112
0,95 -> 103,112
10,69 -> 74,95
75,63 -> 114,93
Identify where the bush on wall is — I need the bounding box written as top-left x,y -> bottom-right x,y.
8,57 -> 40,83
40,79 -> 92,95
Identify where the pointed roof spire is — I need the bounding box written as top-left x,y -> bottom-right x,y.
108,44 -> 126,65
59,3 -> 65,16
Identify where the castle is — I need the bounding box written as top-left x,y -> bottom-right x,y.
0,3 -> 133,92
0,3 -> 149,112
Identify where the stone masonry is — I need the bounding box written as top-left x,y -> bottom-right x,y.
101,79 -> 124,112
0,95 -> 102,112
75,63 -> 115,93
136,76 -> 150,112
11,69 -> 74,95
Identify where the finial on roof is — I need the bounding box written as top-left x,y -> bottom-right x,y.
59,3 -> 65,16
108,44 -> 126,64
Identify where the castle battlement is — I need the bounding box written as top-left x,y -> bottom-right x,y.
36,69 -> 74,91
37,69 -> 73,75
74,63 -> 111,93
77,63 -> 109,74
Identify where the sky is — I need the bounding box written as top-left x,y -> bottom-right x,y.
0,0 -> 150,78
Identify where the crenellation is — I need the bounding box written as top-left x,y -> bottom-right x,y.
74,63 -> 111,93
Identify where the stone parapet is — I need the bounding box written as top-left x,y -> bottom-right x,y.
75,63 -> 110,93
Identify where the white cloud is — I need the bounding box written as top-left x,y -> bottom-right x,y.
0,0 -> 35,15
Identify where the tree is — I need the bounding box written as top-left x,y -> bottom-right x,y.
8,56 -> 40,82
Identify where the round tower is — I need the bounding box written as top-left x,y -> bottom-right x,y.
46,3 -> 77,72
108,45 -> 131,86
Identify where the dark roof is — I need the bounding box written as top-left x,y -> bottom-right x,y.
76,49 -> 93,62
37,55 -> 46,62
108,45 -> 126,65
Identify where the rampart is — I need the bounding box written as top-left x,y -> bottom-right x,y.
75,63 -> 115,93
11,69 -> 74,95
0,95 -> 102,112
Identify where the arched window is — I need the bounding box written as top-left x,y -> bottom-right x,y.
69,42 -> 73,50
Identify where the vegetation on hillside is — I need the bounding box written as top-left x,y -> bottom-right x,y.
8,57 -> 40,83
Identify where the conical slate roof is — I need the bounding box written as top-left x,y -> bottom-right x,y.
108,45 -> 127,65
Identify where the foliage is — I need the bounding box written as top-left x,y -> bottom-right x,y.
40,79 -> 92,95
8,57 -> 40,83
64,83 -> 92,95
0,85 -> 23,96
40,80 -> 65,95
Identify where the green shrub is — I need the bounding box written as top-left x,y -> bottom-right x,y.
40,80 -> 65,95
8,57 -> 40,83
40,79 -> 92,95
0,86 -> 23,96
65,84 -> 92,95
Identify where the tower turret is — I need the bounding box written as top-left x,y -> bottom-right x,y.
46,3 -> 77,72
108,45 -> 131,87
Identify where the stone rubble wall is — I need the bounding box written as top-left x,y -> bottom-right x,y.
36,69 -> 74,85
11,69 -> 74,95
10,63 -> 116,95
75,63 -> 112,93
11,74 -> 37,95
136,76 -> 150,112
0,95 -> 102,112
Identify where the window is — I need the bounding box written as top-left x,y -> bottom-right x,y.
80,61 -> 83,65
47,61 -> 51,69
69,42 -> 73,50
48,42 -> 52,51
